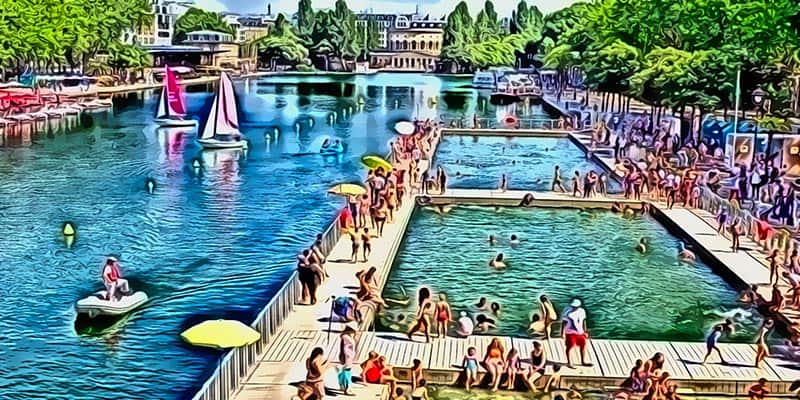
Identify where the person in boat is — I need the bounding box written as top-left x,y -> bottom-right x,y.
102,257 -> 130,301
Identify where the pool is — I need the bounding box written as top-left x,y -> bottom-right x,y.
380,205 -> 758,341
436,135 -> 617,192
0,74 -> 558,399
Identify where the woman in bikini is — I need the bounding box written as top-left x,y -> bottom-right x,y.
483,338 -> 506,391
358,194 -> 371,228
386,187 -> 398,223
361,227 -> 372,261
755,319 -> 774,368
350,227 -> 362,263
408,287 -> 433,343
375,199 -> 389,237
305,347 -> 327,400
505,348 -> 521,390
435,294 -> 452,339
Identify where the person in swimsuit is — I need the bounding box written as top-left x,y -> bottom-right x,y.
505,348 -> 521,389
338,326 -> 356,396
730,219 -> 743,252
435,294 -> 451,339
408,287 -> 432,342
375,199 -> 389,237
572,171 -> 582,197
410,359 -> 423,392
702,325 -> 726,365
491,302 -> 501,317
527,341 -> 546,390
410,379 -> 429,400
462,346 -> 479,392
358,194 -> 371,228
386,187 -> 398,223
350,228 -> 362,263
489,253 -> 506,268
362,228 -> 372,261
475,297 -> 489,310
539,295 -> 557,339
755,319 -> 774,368
484,338 -> 506,391
305,347 -> 327,400
475,314 -> 497,333
552,165 -> 566,192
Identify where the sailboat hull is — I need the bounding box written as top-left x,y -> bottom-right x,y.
198,137 -> 246,149
155,118 -> 197,128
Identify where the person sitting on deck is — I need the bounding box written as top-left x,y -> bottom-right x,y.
102,257 -> 130,301
355,267 -> 387,308
747,378 -> 769,400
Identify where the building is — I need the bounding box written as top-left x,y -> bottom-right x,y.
123,0 -> 193,46
356,12 -> 396,49
182,30 -> 241,68
368,14 -> 445,72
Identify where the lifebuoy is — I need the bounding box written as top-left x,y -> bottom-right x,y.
503,115 -> 518,128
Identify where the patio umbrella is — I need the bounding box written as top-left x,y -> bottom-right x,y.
361,155 -> 392,171
329,183 -> 367,196
180,319 -> 260,350
394,121 -> 415,135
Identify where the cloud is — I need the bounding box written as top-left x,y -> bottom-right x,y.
194,0 -> 228,12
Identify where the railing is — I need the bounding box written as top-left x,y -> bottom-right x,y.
696,186 -> 795,258
442,117 -> 563,130
191,148 -> 399,400
190,214 -> 342,400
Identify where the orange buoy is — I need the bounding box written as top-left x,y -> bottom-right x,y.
503,115 -> 518,128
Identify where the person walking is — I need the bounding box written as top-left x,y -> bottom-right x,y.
702,325 -> 726,365
338,326 -> 356,395
755,319 -> 774,368
552,165 -> 566,192
562,299 -> 591,368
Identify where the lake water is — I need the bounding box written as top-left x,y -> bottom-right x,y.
0,74 -> 558,399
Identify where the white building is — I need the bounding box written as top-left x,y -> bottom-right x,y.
122,0 -> 194,46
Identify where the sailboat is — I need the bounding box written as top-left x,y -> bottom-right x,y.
154,65 -> 196,128
198,72 -> 246,149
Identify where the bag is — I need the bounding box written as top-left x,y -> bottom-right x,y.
333,297 -> 352,317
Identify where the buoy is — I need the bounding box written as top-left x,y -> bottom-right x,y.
192,158 -> 202,170
358,97 -> 365,105
62,222 -> 76,236
145,178 -> 156,194
64,235 -> 75,249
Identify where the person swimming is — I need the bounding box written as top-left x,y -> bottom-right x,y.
678,242 -> 696,262
510,234 -> 520,245
489,253 -> 506,268
475,314 -> 496,332
636,238 -> 647,253
611,202 -> 623,213
490,302 -> 501,316
488,235 -> 496,245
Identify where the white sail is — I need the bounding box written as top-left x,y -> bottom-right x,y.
155,86 -> 168,119
200,72 -> 240,140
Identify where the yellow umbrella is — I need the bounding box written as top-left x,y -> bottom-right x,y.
180,319 -> 260,350
361,155 -> 392,171
329,183 -> 367,196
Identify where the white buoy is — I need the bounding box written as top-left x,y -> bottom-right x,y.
62,222 -> 76,236
145,178 -> 156,194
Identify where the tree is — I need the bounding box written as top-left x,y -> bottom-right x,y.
297,0 -> 316,42
255,14 -> 308,70
173,7 -> 234,44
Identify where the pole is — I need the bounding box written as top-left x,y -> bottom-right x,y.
327,295 -> 336,343
733,68 -> 741,168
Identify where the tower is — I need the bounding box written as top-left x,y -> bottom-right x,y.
267,3 -> 271,15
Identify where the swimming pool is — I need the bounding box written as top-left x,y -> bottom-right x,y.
0,74 -> 558,399
435,135 -> 617,192
380,205 -> 758,341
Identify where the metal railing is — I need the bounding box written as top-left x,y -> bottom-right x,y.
442,117 -> 564,130
696,186 -> 795,257
190,214 -> 342,400
190,148 -> 402,400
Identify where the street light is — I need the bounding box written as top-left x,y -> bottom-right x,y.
751,87 -> 766,109
751,87 -> 771,178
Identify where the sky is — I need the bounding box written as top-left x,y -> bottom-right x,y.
193,0 -> 581,18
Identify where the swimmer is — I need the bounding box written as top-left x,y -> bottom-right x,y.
433,205 -> 453,215
475,314 -> 496,333
488,235 -> 496,245
624,206 -> 635,217
678,242 -> 696,262
636,238 -> 647,253
611,202 -> 623,213
528,313 -> 546,337
455,171 -> 461,177
489,253 -> 506,268
490,302 -> 501,316
475,297 -> 489,310
510,234 -> 520,245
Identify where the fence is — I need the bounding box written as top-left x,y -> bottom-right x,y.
190,147 -> 402,400
190,214 -> 342,400
696,185 -> 795,258
442,117 -> 564,130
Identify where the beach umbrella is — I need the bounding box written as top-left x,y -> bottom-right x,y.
361,155 -> 392,171
329,183 -> 367,196
394,121 -> 415,135
180,319 -> 260,350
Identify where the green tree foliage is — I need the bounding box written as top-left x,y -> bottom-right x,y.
296,0 -> 315,42
0,0 -> 150,75
255,14 -> 308,69
173,7 -> 235,44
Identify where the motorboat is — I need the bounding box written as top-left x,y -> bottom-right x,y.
75,290 -> 148,318
198,72 -> 246,149
154,65 -> 196,128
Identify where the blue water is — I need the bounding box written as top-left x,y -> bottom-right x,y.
436,135 -> 618,191
382,206 -> 757,341
0,74 -> 558,399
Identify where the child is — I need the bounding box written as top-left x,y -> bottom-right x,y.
505,348 -> 521,390
462,346 -> 479,392
544,364 -> 562,393
411,358 -> 423,392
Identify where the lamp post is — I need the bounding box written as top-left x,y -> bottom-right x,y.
751,87 -> 766,165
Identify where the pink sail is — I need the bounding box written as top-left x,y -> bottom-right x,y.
165,65 -> 186,116
200,72 -> 240,139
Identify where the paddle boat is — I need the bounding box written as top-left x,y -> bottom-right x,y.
155,65 -> 196,128
198,72 -> 247,149
75,290 -> 148,319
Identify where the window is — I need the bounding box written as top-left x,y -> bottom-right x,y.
158,31 -> 169,38
420,41 -> 426,50
411,41 -> 416,50
402,40 -> 408,50
428,40 -> 433,51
